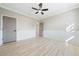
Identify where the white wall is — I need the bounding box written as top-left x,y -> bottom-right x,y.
0,7 -> 38,45
43,7 -> 79,46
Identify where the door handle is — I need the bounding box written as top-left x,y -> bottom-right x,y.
14,30 -> 16,32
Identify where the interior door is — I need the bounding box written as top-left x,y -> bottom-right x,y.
39,22 -> 43,37
3,16 -> 16,43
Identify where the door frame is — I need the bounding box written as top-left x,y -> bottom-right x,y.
1,15 -> 17,44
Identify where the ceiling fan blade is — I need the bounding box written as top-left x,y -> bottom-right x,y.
32,7 -> 38,10
41,12 -> 44,15
35,12 -> 39,14
42,9 -> 48,11
39,3 -> 42,8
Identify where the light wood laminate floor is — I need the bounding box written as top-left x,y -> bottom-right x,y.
0,37 -> 79,56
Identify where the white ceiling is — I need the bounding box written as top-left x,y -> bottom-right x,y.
0,3 -> 79,20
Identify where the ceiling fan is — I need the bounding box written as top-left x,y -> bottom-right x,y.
32,3 -> 48,15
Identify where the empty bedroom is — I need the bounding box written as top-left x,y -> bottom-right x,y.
0,3 -> 79,56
